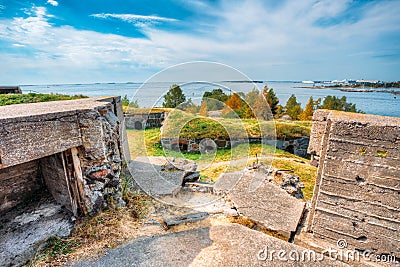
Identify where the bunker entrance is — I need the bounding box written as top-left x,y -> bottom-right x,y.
285,145 -> 294,154
134,121 -> 143,130
0,147 -> 86,217
0,148 -> 86,266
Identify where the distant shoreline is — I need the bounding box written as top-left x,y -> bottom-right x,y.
293,86 -> 400,96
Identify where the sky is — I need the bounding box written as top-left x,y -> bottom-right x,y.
0,0 -> 399,84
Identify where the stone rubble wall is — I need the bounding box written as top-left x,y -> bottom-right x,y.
307,109 -> 400,258
77,102 -> 125,214
160,137 -> 309,158
125,112 -> 166,130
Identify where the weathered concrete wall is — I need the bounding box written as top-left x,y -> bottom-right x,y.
0,97 -> 130,216
308,109 -> 400,258
0,113 -> 82,168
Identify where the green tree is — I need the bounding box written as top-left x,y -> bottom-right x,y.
222,93 -> 255,118
202,89 -> 229,110
121,95 -> 130,106
239,101 -> 255,119
319,95 -> 362,113
245,87 -> 260,107
129,99 -> 139,108
285,94 -> 303,120
262,86 -> 279,115
320,95 -> 339,110
299,96 -> 314,121
253,93 -> 273,120
162,84 -> 186,108
178,98 -> 198,113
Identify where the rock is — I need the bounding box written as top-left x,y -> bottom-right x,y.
281,173 -> 305,199
213,172 -> 242,194
199,138 -> 217,154
280,114 -> 292,120
223,208 -> 239,217
87,166 -> 110,182
105,178 -> 120,188
162,158 -> 197,172
89,191 -> 104,215
117,199 -> 126,208
183,182 -> 214,193
163,212 -> 209,227
183,171 -> 200,183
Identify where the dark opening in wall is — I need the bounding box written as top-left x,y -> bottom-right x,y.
286,145 -> 294,154
0,148 -> 84,216
134,121 -> 143,130
179,143 -> 188,152
0,152 -> 76,267
0,160 -> 42,213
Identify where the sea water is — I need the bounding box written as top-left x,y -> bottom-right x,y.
20,81 -> 400,118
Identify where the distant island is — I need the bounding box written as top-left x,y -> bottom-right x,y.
294,80 -> 400,96
296,80 -> 400,88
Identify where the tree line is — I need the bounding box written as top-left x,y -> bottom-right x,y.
161,84 -> 363,120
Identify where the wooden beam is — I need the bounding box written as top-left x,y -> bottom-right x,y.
70,147 -> 87,215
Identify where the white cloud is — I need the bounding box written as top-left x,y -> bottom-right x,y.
91,13 -> 178,26
47,0 -> 58,7
0,6 -> 175,83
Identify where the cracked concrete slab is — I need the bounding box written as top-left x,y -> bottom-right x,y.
73,224 -> 350,267
128,157 -> 184,196
215,171 -> 305,238
0,194 -> 73,267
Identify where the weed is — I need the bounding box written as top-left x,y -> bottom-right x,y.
375,150 -> 388,158
44,237 -> 80,258
359,147 -> 367,155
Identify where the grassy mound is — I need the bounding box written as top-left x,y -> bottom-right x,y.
0,93 -> 88,106
162,112 -> 311,140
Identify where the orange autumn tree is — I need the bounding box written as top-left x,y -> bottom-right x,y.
222,93 -> 255,118
299,96 -> 314,121
223,93 -> 243,117
198,100 -> 208,116
225,93 -> 242,110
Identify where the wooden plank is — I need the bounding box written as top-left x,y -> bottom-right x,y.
40,153 -> 73,212
70,147 -> 87,215
61,151 -> 78,216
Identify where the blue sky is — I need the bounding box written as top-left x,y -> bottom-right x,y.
0,0 -> 399,84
